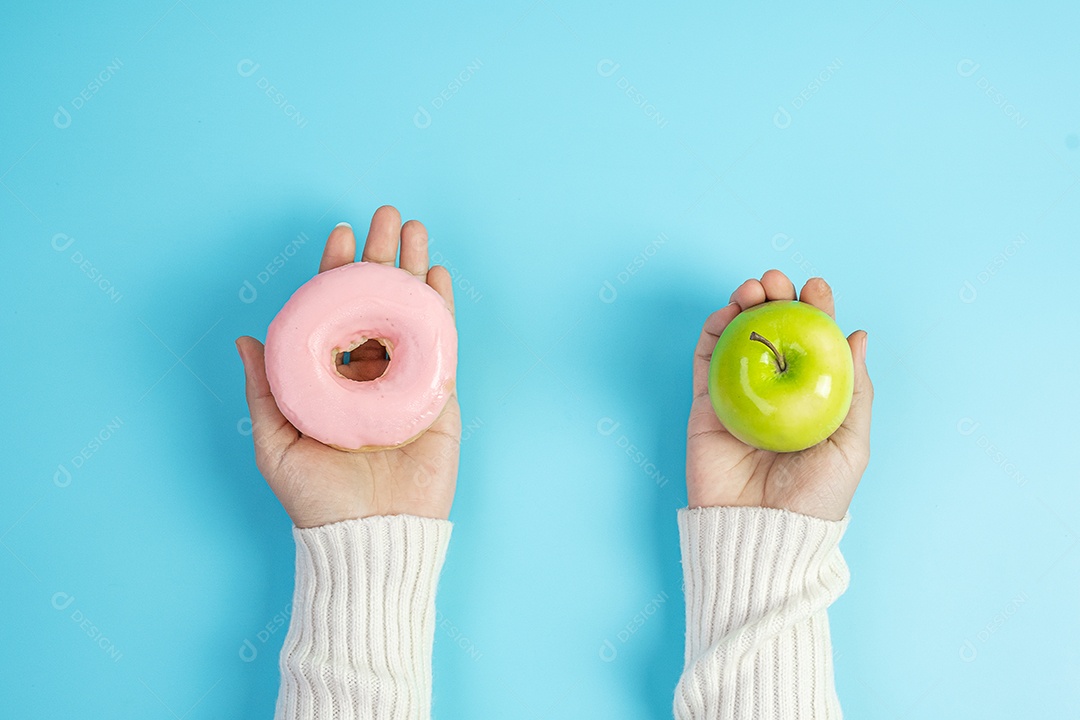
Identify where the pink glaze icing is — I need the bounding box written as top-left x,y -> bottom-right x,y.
264,261 -> 457,450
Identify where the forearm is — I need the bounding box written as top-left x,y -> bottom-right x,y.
674,506 -> 850,720
275,514 -> 452,720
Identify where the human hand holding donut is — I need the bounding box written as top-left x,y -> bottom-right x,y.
236,206 -> 460,528
686,270 -> 873,521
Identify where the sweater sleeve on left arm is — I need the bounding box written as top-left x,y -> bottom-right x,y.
274,514 -> 452,720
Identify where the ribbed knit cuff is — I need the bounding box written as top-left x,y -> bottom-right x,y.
274,514 -> 453,720
674,506 -> 850,720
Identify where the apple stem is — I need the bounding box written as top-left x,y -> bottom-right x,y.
749,331 -> 787,372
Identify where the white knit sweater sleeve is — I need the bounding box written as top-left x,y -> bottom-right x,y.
673,506 -> 850,719
273,514 -> 452,720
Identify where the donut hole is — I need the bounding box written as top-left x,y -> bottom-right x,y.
334,338 -> 392,382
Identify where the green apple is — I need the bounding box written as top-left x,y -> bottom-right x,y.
707,300 -> 854,452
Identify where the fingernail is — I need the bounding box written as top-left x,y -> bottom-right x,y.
861,332 -> 869,362
235,339 -> 245,361
334,221 -> 351,229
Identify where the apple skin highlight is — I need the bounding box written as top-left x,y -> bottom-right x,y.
707,300 -> 854,453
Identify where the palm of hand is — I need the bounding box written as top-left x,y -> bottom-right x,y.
687,271 -> 872,522
272,397 -> 461,528
238,207 -> 460,528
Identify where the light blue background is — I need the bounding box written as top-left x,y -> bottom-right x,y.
3,1 -> 1078,717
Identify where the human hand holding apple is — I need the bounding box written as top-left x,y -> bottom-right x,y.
687,270 -> 873,521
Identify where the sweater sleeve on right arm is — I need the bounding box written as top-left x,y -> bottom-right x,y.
674,506 -> 850,720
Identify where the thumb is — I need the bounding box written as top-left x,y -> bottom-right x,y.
833,330 -> 873,463
236,336 -> 298,464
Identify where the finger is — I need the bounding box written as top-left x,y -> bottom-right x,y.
361,205 -> 402,265
692,302 -> 742,398
399,219 -> 429,278
427,265 -> 456,320
798,276 -> 835,319
834,330 -> 872,459
236,336 -> 299,458
318,222 -> 356,273
760,268 -> 797,301
729,279 -> 766,309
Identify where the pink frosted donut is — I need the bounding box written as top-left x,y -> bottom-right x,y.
264,261 -> 457,451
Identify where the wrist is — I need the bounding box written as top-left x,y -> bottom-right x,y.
283,483 -> 456,528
